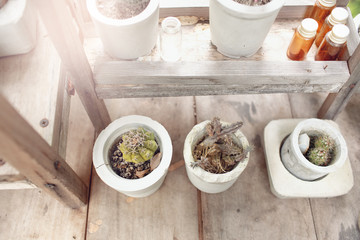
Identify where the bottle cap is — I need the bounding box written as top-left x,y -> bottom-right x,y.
161,17 -> 181,34
318,0 -> 336,8
298,18 -> 318,38
329,24 -> 349,44
328,8 -> 349,26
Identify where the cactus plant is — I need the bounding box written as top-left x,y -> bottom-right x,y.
306,134 -> 335,166
118,128 -> 158,164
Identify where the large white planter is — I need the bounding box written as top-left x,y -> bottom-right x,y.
210,0 -> 284,58
183,120 -> 250,193
87,0 -> 159,59
281,118 -> 348,181
0,0 -> 37,57
93,115 -> 173,197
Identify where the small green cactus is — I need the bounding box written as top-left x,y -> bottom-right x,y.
306,134 -> 335,166
118,128 -> 158,164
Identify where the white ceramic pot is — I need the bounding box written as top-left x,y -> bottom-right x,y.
87,0 -> 159,59
183,120 -> 250,193
0,0 -> 37,57
210,0 -> 284,58
93,115 -> 173,197
281,118 -> 348,181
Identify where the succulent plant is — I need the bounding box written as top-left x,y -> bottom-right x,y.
306,134 -> 335,166
118,128 -> 158,164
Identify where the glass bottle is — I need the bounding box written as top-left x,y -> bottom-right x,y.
315,24 -> 349,61
315,7 -> 348,47
287,18 -> 318,61
160,17 -> 182,62
310,0 -> 336,33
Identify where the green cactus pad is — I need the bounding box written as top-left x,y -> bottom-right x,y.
139,147 -> 154,161
307,148 -> 330,166
131,153 -> 145,163
144,140 -> 158,152
314,135 -> 334,151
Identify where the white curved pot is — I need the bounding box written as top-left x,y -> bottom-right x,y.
87,0 -> 159,59
183,120 -> 250,193
93,115 -> 173,197
210,0 -> 284,58
281,118 -> 348,181
0,0 -> 37,57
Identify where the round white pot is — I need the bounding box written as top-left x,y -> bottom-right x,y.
210,0 -> 285,58
183,120 -> 250,194
281,118 -> 348,181
93,115 -> 173,197
0,0 -> 37,57
87,0 -> 159,59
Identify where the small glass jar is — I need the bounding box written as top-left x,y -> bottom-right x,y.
315,24 -> 349,61
315,7 -> 348,47
160,17 -> 182,62
287,18 -> 318,61
310,0 -> 336,33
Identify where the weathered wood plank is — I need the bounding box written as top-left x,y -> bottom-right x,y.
195,94 -> 316,240
93,60 -> 348,88
288,92 -> 360,240
0,94 -> 88,209
87,97 -> 199,240
0,18 -> 61,189
35,0 -> 111,133
0,93 -> 95,240
96,84 -> 343,98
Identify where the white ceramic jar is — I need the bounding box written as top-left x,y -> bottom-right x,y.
0,0 -> 37,57
87,0 -> 159,59
210,0 -> 285,58
281,118 -> 348,181
183,120 -> 250,194
93,115 -> 173,197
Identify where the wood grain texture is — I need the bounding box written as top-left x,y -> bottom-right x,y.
195,94 -> 316,240
288,92 -> 360,240
318,43 -> 360,119
0,19 -> 61,189
0,94 -> 88,208
0,93 -> 95,240
87,97 -> 199,240
35,0 -> 111,133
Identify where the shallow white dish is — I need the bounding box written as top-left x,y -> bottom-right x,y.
263,119 -> 353,198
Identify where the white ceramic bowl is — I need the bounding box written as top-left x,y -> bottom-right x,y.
93,115 -> 173,197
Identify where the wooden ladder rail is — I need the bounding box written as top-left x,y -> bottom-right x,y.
318,42 -> 360,119
34,0 -> 111,133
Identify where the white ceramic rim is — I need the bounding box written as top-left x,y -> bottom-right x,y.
0,0 -> 26,24
212,0 -> 285,19
290,118 -> 348,173
184,120 -> 250,184
93,115 -> 172,192
87,0 -> 159,26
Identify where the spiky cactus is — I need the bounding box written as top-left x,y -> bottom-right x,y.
307,135 -> 335,166
118,128 -> 158,163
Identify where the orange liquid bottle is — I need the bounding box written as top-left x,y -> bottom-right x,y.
310,0 -> 336,33
287,18 -> 318,61
315,24 -> 349,61
315,7 -> 348,47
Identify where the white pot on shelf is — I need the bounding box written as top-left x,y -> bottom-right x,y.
183,120 -> 250,194
210,0 -> 284,58
280,118 -> 348,181
93,115 -> 173,197
87,0 -> 159,59
0,0 -> 37,57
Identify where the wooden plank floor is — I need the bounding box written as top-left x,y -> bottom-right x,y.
0,93 -> 359,239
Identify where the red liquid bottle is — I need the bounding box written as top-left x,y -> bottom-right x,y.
287,18 -> 318,61
315,7 -> 348,47
310,0 -> 336,33
315,24 -> 349,61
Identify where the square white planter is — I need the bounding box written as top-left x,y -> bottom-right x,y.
263,119 -> 353,198
0,0 -> 37,57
